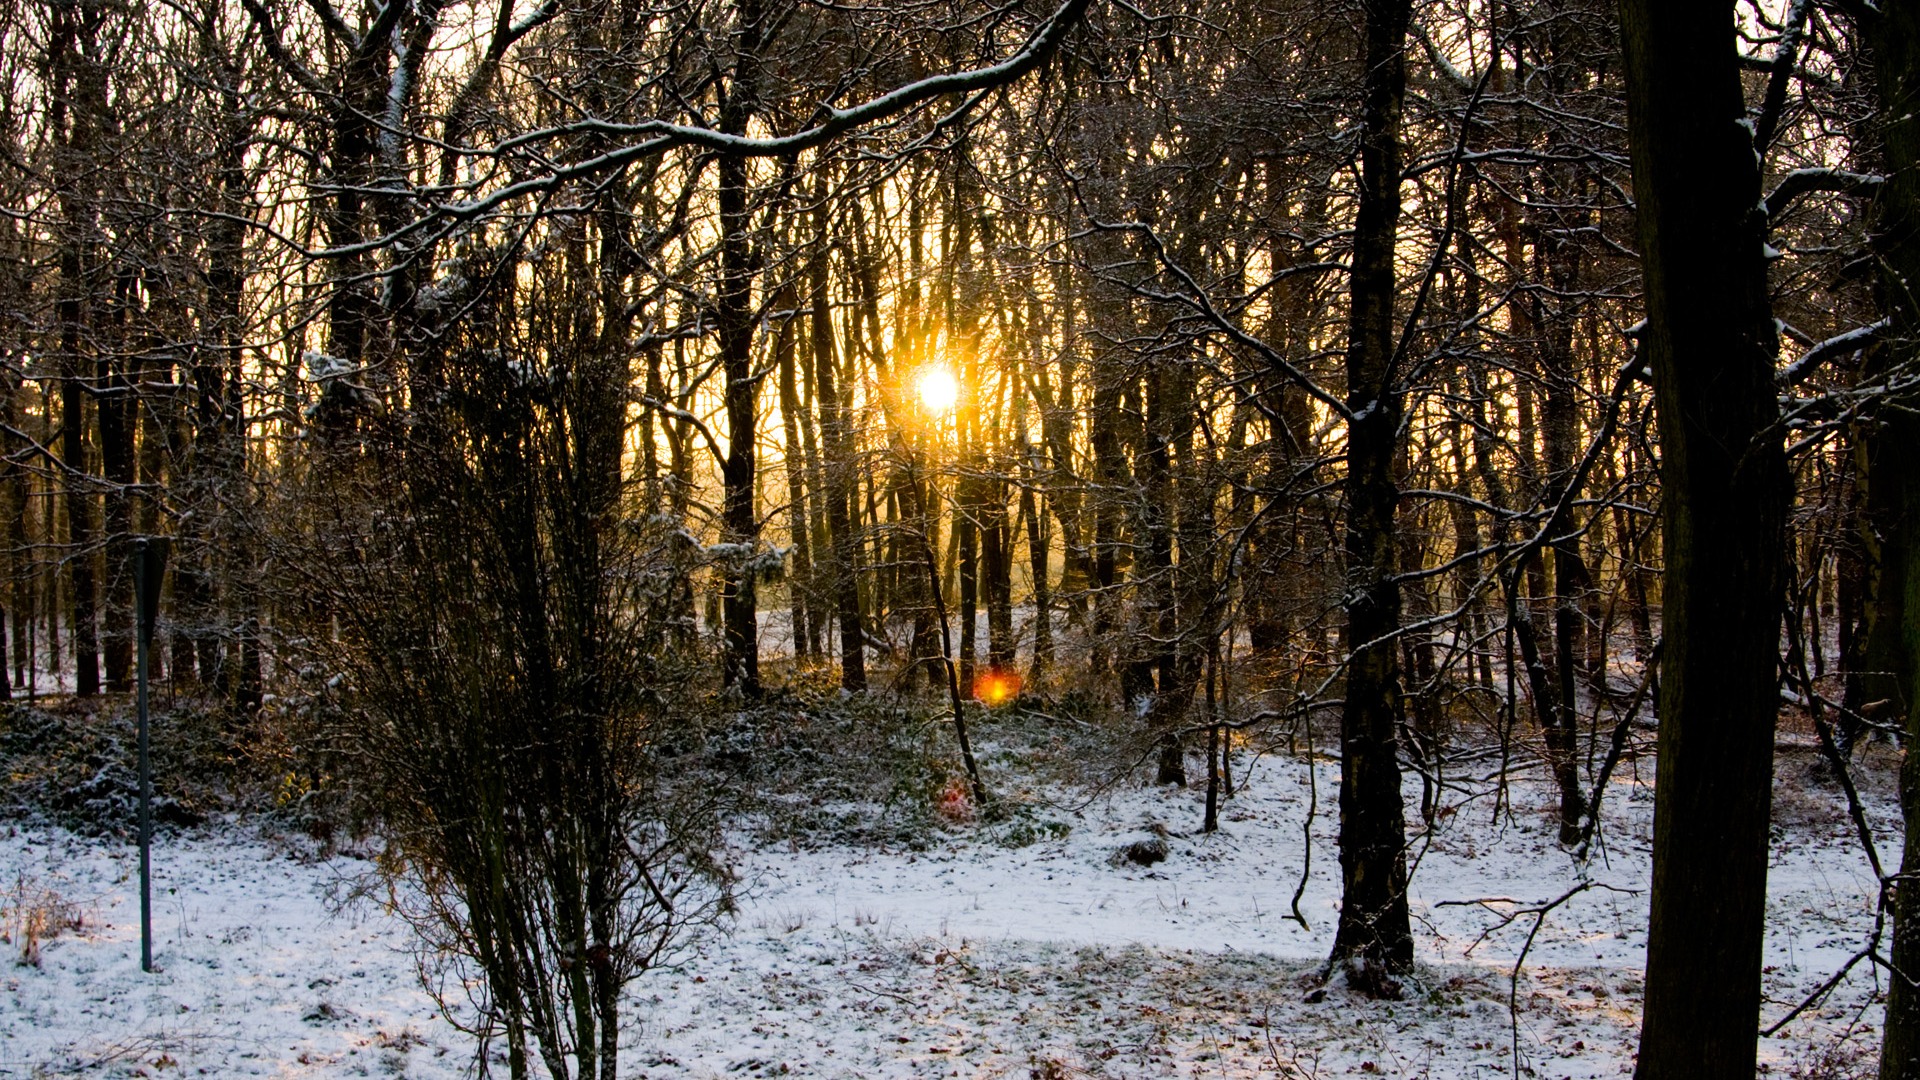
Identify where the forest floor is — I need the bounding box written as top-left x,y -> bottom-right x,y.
0,705 -> 1897,1080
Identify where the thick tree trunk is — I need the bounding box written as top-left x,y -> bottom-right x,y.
1892,429 -> 1920,1076
1620,4 -> 1789,1079
1867,5 -> 1920,1078
1327,0 -> 1415,995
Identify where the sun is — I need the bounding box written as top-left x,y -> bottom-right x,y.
914,365 -> 960,414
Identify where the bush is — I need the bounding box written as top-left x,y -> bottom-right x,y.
277,324 -> 730,1080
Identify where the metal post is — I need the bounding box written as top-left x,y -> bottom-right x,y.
132,537 -> 167,973
135,537 -> 152,973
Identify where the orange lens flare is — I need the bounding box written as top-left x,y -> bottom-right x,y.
973,668 -> 1023,707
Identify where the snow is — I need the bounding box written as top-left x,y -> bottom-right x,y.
1778,319 -> 1888,388
2,828 -> 456,1077
302,351 -> 355,384
0,750 -> 1893,1078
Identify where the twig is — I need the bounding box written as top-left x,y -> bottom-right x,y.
1289,702 -> 1316,931
1759,572 -> 1889,1038
1439,882 -> 1637,1079
1574,638 -> 1661,863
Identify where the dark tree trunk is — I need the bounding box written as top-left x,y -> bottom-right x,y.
983,483 -> 1013,670
775,293 -> 817,663
811,211 -> 866,691
1327,0 -> 1415,995
958,487 -> 978,693
1088,367 -> 1127,680
1168,358 -> 1214,788
1021,441 -> 1052,681
0,303 -> 25,696
99,298 -> 135,693
1033,360 -> 1088,635
1860,424 -> 1913,720
715,7 -> 764,696
49,2 -> 103,699
1140,362 -> 1180,782
1866,4 -> 1920,1078
190,83 -> 254,704
1620,4 -> 1790,1079
1509,583 -> 1585,844
1398,522 -> 1441,825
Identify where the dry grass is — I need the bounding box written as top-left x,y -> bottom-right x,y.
0,872 -> 87,967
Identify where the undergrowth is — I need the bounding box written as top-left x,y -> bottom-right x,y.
0,699 -> 259,837
708,676 -> 1108,851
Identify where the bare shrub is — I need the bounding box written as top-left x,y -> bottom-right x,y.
275,261 -> 730,1080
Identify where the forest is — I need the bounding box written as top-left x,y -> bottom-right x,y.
0,0 -> 1915,1077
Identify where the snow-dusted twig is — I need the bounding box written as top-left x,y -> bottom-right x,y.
1574,638 -> 1661,864
1751,0 -> 1812,155
1761,571 -> 1890,1039
1439,881 -> 1638,1080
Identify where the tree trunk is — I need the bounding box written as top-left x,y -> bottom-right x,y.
1021,440 -> 1052,681
99,285 -> 135,693
775,292 -> 817,663
715,7 -> 764,696
811,207 -> 866,691
50,2 -> 103,699
983,480 -> 1014,670
0,333 -> 24,697
958,488 -> 979,693
1866,4 -> 1920,1077
1620,4 -> 1789,1079
1327,0 -> 1415,995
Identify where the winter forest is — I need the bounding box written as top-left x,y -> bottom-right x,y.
0,0 -> 1916,1076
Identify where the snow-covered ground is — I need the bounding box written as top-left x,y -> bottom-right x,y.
0,747 -> 1893,1078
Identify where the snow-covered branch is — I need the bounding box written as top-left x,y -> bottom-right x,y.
1764,168 -> 1884,221
1777,319 -> 1887,387
438,0 -> 1092,221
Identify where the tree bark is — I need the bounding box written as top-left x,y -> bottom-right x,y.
99,274 -> 135,693
775,291 -> 817,662
715,0 -> 765,696
1327,0 -> 1415,994
810,208 -> 866,691
1864,4 -> 1920,1077
49,1 -> 104,699
1620,4 -> 1789,1079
